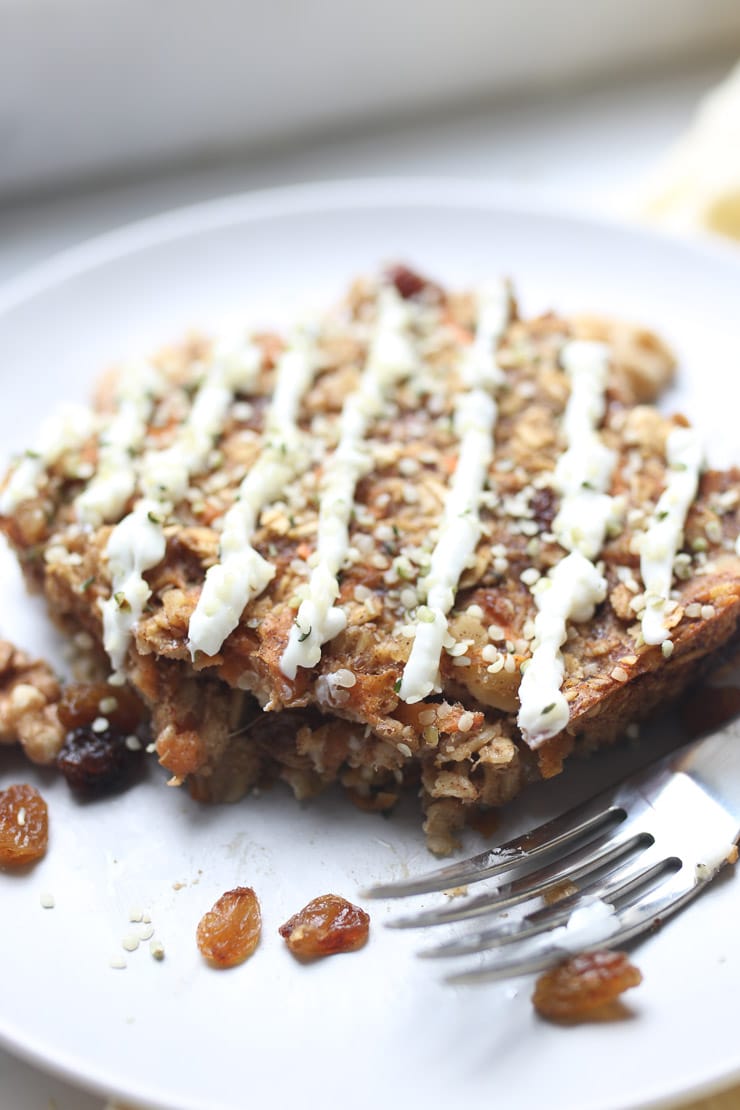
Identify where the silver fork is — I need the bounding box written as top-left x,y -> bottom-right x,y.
363,723 -> 740,985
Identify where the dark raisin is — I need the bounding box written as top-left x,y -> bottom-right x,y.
57,724 -> 141,793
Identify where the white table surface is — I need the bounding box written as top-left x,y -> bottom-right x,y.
0,55 -> 735,1110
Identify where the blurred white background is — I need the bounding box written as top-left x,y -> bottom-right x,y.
1,0 -> 739,197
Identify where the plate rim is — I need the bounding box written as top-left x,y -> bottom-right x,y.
1,175 -> 740,1110
2,176 -> 740,318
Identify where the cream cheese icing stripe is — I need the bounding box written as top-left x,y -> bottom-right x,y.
0,403 -> 97,514
398,283 -> 510,704
75,361 -> 165,528
102,337 -> 262,675
551,341 -> 617,562
188,330 -> 320,660
279,286 -> 421,679
459,281 -> 508,391
398,390 -> 497,703
639,425 -> 703,646
517,340 -> 614,748
102,504 -> 168,679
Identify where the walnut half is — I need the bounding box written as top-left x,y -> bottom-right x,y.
0,640 -> 65,764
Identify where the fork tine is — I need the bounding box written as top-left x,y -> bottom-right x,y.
444,860 -> 713,985
386,829 -> 649,928
362,798 -> 625,898
420,901 -> 578,958
368,730 -> 740,987
421,855 -> 677,958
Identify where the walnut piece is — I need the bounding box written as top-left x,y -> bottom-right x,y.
0,640 -> 65,764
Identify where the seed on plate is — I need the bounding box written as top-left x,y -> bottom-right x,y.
150,939 -> 165,961
39,891 -> 55,909
109,956 -> 127,970
122,934 -> 140,952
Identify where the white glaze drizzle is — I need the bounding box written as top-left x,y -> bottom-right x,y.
0,403 -> 96,513
188,330 -> 319,659
459,281 -> 508,391
517,551 -> 607,744
551,341 -> 616,560
640,425 -> 703,645
280,286 -> 419,678
140,337 -> 261,505
102,500 -> 167,675
101,337 -> 262,674
517,340 -> 614,748
75,361 -> 164,527
398,282 -> 509,703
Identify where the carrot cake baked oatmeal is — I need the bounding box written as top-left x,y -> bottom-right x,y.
2,264 -> 740,853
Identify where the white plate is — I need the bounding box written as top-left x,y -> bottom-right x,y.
1,180 -> 740,1110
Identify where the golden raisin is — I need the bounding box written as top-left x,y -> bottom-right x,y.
532,950 -> 642,1021
0,784 -> 49,867
196,887 -> 261,968
279,894 -> 370,959
58,682 -> 145,732
542,879 -> 580,906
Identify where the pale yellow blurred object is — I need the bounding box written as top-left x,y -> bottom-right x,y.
686,1089 -> 740,1110
641,60 -> 740,239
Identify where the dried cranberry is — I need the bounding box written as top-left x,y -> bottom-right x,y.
385,264 -> 433,301
529,486 -> 557,531
57,723 -> 141,793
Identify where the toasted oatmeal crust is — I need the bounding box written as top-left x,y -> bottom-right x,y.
1,266 -> 739,852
